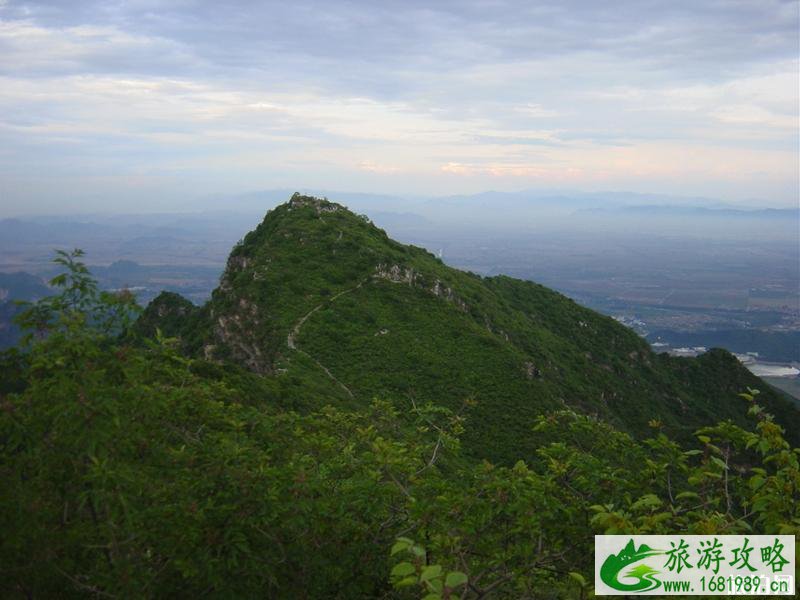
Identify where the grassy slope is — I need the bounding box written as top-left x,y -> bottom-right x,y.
139,195 -> 799,462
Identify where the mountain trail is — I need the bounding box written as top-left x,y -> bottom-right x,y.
286,280 -> 366,398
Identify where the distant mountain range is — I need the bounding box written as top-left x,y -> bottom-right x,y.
180,188 -> 800,236
188,188 -> 772,215
579,205 -> 799,218
2,189 -> 794,255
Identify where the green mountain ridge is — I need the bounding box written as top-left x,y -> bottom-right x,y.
4,196 -> 799,598
137,193 -> 799,460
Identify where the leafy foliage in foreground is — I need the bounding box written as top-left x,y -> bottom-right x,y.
1,252 -> 798,598
0,271 -> 51,350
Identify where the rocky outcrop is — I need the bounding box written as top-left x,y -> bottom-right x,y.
523,361 -> 542,379
373,264 -> 470,314
211,296 -> 268,373
287,193 -> 343,215
374,263 -> 420,285
431,278 -> 469,312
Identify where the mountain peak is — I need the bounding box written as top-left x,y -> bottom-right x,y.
138,192 -> 800,461
287,192 -> 344,214
228,192 -> 391,262
195,193 -> 414,373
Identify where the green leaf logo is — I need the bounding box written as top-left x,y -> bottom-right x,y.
600,539 -> 664,593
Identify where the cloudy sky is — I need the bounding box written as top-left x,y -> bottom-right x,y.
0,0 -> 798,214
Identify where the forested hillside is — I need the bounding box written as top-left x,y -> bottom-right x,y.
137,194 -> 799,455
1,196 -> 798,598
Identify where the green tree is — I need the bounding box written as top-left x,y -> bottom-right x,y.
2,251 -> 797,599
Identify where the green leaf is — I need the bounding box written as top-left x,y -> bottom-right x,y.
710,456 -> 727,470
391,539 -> 411,556
569,571 -> 587,587
391,562 -> 416,578
675,491 -> 699,501
396,536 -> 414,545
631,493 -> 662,512
395,576 -> 418,588
420,565 -> 442,582
425,578 -> 443,594
445,571 -> 468,588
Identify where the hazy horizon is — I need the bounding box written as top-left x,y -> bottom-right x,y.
1,0 -> 798,216
1,186 -> 799,219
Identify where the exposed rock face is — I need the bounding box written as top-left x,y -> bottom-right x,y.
430,279 -> 469,313
201,195 -> 353,375
287,193 -> 342,214
203,240 -> 276,372
431,278 -> 468,311
211,296 -> 268,373
374,263 -> 419,285
523,361 -> 542,379
219,254 -> 252,292
373,265 -> 470,313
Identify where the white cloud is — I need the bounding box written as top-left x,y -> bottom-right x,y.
0,19 -> 193,77
711,104 -> 797,128
0,0 -> 797,211
357,160 -> 401,173
514,104 -> 560,118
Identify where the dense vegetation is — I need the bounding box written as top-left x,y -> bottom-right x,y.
0,272 -> 50,350
1,248 -> 798,598
136,194 -> 799,459
2,198 -> 798,597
